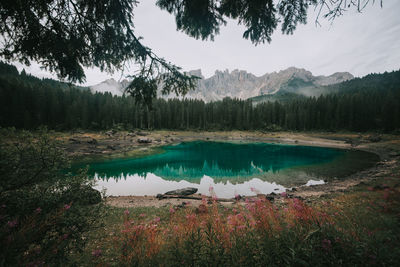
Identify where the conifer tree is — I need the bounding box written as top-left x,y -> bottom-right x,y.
0,1 -> 382,104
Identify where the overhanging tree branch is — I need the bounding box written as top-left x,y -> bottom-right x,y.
0,0 -> 383,105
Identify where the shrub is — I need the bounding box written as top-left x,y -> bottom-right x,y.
0,128 -> 103,266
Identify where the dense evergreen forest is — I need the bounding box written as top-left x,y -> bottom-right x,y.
0,62 -> 399,132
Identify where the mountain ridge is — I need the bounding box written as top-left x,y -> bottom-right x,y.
89,67 -> 354,102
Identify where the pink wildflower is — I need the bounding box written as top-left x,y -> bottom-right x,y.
153,217 -> 161,223
139,213 -> 146,217
248,206 -> 256,213
169,207 -> 175,214
293,198 -> 303,211
7,220 -> 18,228
92,249 -> 102,257
35,207 -> 42,214
124,209 -> 130,215
322,239 -> 332,250
251,187 -> 261,194
383,191 -> 390,200
185,214 -> 196,220
280,192 -> 287,198
64,204 -> 71,210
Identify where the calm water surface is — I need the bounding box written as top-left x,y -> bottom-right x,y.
71,141 -> 378,198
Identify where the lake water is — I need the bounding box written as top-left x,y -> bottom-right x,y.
71,141 -> 378,198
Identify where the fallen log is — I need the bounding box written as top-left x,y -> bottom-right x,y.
156,194 -> 201,200
164,187 -> 198,196
156,194 -> 234,202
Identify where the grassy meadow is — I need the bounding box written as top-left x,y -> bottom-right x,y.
79,176 -> 400,266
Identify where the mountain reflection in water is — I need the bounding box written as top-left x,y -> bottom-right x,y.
70,141 -> 378,197
77,141 -> 344,180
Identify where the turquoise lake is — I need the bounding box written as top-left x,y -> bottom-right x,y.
71,141 -> 378,198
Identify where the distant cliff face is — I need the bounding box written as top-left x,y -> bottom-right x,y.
257,67 -> 353,95
89,78 -> 130,96
90,67 -> 353,101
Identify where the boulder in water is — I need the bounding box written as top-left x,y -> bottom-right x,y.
164,187 -> 198,196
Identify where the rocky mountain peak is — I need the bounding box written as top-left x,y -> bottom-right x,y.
90,67 -> 354,102
188,69 -> 203,79
90,78 -> 128,96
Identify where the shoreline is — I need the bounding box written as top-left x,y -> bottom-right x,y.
104,157 -> 399,208
60,130 -> 385,159
57,130 -> 400,207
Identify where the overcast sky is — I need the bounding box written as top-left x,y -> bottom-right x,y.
13,0 -> 400,86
